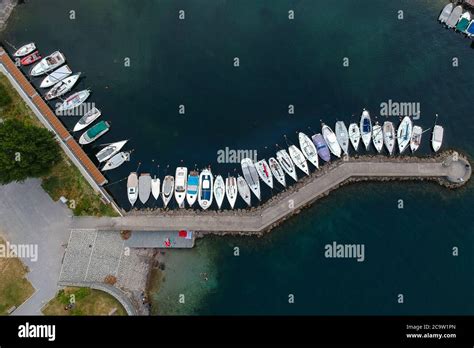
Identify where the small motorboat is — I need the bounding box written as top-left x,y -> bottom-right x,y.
455,11 -> 471,32
198,169 -> 213,209
237,175 -> 251,207
348,123 -> 361,152
466,20 -> 474,36
186,171 -> 199,207
20,51 -> 41,66
45,72 -> 81,100
445,5 -> 463,28
225,176 -> 238,209
298,132 -> 319,169
410,125 -> 423,153
214,175 -> 225,209
439,3 -> 454,23
30,51 -> 66,76
162,175 -> 175,208
102,151 -> 129,171
56,89 -> 90,113
289,145 -> 309,175
383,121 -> 395,155
241,158 -> 261,200
255,159 -> 273,188
14,42 -> 36,57
174,167 -> 188,208
335,121 -> 349,155
78,120 -> 110,145
276,149 -> 297,182
397,116 -> 413,154
127,172 -> 138,206
138,173 -> 152,204
322,124 -> 342,158
268,157 -> 286,187
95,140 -> 128,163
312,133 -> 331,162
360,109 -> 372,150
372,122 -> 383,153
151,176 -> 160,200
73,107 -> 101,132
39,65 -> 72,88
432,125 -> 444,152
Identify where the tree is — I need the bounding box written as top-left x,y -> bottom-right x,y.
0,119 -> 61,184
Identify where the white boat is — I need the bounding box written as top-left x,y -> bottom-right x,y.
237,175 -> 251,207
95,140 -> 128,163
214,175 -> 225,209
382,121 -> 395,155
372,123 -> 383,153
45,72 -> 81,100
335,121 -> 349,155
78,120 -> 109,145
241,158 -> 261,200
446,5 -> 463,28
138,173 -> 152,204
322,124 -> 342,158
162,175 -> 175,208
348,123 -> 361,151
151,176 -> 160,200
397,117 -> 413,154
439,3 -> 454,23
432,125 -> 444,152
255,159 -> 274,188
186,171 -> 199,207
288,145 -> 309,175
198,169 -> 213,209
30,51 -> 66,76
360,110 -> 372,150
73,107 -> 101,132
56,89 -> 90,113
13,42 -> 36,57
40,65 -> 72,88
410,125 -> 422,153
225,176 -> 238,209
298,132 -> 319,169
102,151 -> 128,171
127,172 -> 138,206
276,150 -> 297,182
174,167 -> 188,208
268,157 -> 286,187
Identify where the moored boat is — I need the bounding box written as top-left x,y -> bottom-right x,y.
45,72 -> 81,100
73,107 -> 101,132
186,171 -> 199,207
162,175 -> 175,208
198,169 -> 213,209
446,5 -> 463,28
214,175 -> 225,209
151,176 -> 160,200
410,125 -> 422,153
241,158 -> 261,200
237,175 -> 251,207
322,124 -> 342,158
102,151 -> 128,171
276,149 -> 297,182
439,3 -> 454,23
466,20 -> 474,36
40,65 -> 72,88
397,116 -> 413,154
289,145 -> 309,175
174,167 -> 188,208
78,120 -> 110,145
298,132 -> 319,168
138,173 -> 152,204
14,42 -> 36,57
335,121 -> 349,155
348,123 -> 361,151
56,89 -> 90,112
225,176 -> 238,209
255,159 -> 274,188
20,51 -> 41,66
455,11 -> 471,32
127,172 -> 138,206
30,51 -> 66,76
95,140 -> 128,163
372,122 -> 383,153
268,157 -> 286,187
311,133 -> 331,162
432,125 -> 444,152
360,110 -> 372,150
383,121 -> 395,155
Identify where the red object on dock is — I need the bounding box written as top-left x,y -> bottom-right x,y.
20,51 -> 41,66
179,230 -> 187,237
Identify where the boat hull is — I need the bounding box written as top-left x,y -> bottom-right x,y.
298,132 -> 319,168
237,175 -> 251,206
225,177 -> 238,208
268,157 -> 286,187
241,158 -> 261,200
214,175 -> 225,209
348,123 -> 361,152
276,150 -> 298,182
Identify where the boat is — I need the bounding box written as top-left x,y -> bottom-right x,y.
410,125 -> 423,153
162,175 -> 175,208
382,121 -> 396,155
298,132 -> 319,168
56,89 -> 90,113
348,123 -> 361,151
237,175 -> 251,206
225,176 -> 238,209
151,176 -> 160,200
241,158 -> 261,200
73,107 -> 101,132
439,3 -> 454,23
455,11 -> 471,32
45,73 -> 81,100
322,124 -> 342,158
432,125 -> 444,152
311,134 -> 331,162
186,171 -> 199,207
289,145 -> 309,175
446,5 -> 463,28
198,169 -> 213,209
174,167 -> 188,207
372,122 -> 383,153
39,65 -> 72,88
268,157 -> 286,187
14,42 -> 36,57
30,51 -> 66,76
127,172 -> 138,206
214,175 -> 225,209
20,51 -> 41,66
78,120 -> 110,145
276,149 -> 297,182
397,116 -> 413,154
255,159 -> 273,188
102,151 -> 128,171
138,173 -> 152,204
466,20 -> 474,36
335,121 -> 349,155
360,110 -> 372,150
95,140 -> 128,163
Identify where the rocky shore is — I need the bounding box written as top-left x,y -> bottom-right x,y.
0,0 -> 17,31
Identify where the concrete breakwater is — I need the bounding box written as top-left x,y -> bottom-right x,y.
0,0 -> 17,31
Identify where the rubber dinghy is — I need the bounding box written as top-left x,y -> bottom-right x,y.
213,175 -> 225,209
322,124 -> 342,158
298,132 -> 319,169
268,157 -> 286,187
225,176 -> 238,209
348,123 -> 361,151
237,175 -> 251,207
276,149 -> 297,182
397,116 -> 413,154
288,145 -> 309,175
198,169 -> 213,209
335,121 -> 349,155
255,159 -> 273,188
383,121 -> 395,155
241,158 -> 261,200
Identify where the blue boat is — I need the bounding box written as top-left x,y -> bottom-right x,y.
311,133 -> 331,162
198,169 -> 213,209
466,20 -> 474,36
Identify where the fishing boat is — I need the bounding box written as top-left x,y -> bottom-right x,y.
397,116 -> 413,154
382,121 -> 395,155
73,107 -> 101,132
20,51 -> 41,66
198,169 -> 213,209
410,125 -> 422,153
446,5 -> 463,28
348,123 -> 361,151
335,121 -> 349,155
151,176 -> 160,200
432,125 -> 444,152
289,145 -> 309,175
241,158 -> 261,200
162,175 -> 175,208
39,65 -> 72,88
276,149 -> 297,182
360,110 -> 372,150
439,3 -> 454,23
78,120 -> 110,145
298,132 -> 319,168
455,11 -> 471,32
102,151 -> 128,171
30,51 -> 66,76
14,42 -> 36,57
311,134 -> 331,162
174,167 -> 188,207
214,175 -> 225,209
138,173 -> 152,204
127,172 -> 138,206
56,89 -> 90,113
372,122 -> 383,153
237,175 -> 251,206
255,159 -> 273,188
186,171 -> 199,207
322,124 -> 342,158
225,176 -> 238,209
268,157 -> 286,187
45,72 -> 81,100
95,140 -> 128,163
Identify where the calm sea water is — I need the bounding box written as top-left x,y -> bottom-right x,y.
2,0 -> 473,314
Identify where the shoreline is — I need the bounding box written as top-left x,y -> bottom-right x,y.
0,0 -> 17,32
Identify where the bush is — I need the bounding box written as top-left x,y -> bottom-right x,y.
0,83 -> 12,108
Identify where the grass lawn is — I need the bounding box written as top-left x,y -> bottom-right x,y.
0,237 -> 35,315
42,287 -> 127,316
